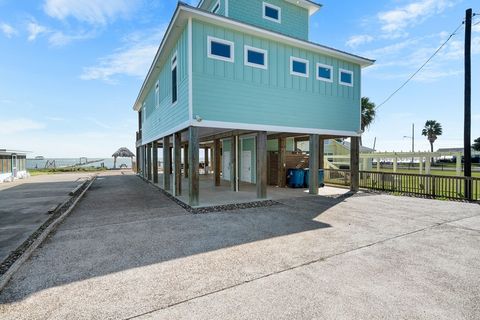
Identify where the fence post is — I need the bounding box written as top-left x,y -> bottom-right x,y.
431,176 -> 436,198
381,172 -> 385,191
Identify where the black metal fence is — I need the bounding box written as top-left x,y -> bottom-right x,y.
324,169 -> 480,201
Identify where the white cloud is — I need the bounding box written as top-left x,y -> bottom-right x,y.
0,22 -> 17,38
346,34 -> 374,48
0,118 -> 46,135
27,21 -> 48,41
378,0 -> 456,33
48,30 -> 95,46
81,27 -> 166,82
44,0 -> 137,25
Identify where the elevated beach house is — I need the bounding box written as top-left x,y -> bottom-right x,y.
134,0 -> 374,206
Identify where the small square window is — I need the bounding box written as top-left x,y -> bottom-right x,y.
263,2 -> 281,23
339,69 -> 354,86
207,36 -> 234,62
290,57 -> 309,78
244,45 -> 267,69
316,63 -> 333,82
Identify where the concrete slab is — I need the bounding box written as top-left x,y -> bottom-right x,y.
0,173 -> 93,263
0,173 -> 479,319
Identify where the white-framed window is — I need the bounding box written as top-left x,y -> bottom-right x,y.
316,63 -> 333,82
212,0 -> 220,13
290,56 -> 309,78
142,102 -> 146,122
171,51 -> 178,104
339,69 -> 354,87
263,2 -> 281,23
244,45 -> 268,69
155,81 -> 160,108
207,36 -> 234,63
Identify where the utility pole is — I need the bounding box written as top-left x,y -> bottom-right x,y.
464,8 -> 472,200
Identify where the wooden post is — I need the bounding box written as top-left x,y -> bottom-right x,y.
425,157 -> 431,175
146,143 -> 152,181
230,136 -> 238,191
163,136 -> 171,191
257,131 -> 267,199
393,157 -> 398,173
278,137 -> 286,187
204,147 -> 209,174
184,144 -> 189,178
142,145 -> 147,178
173,132 -> 182,196
350,136 -> 360,192
152,141 -> 159,183
169,147 -> 173,174
376,158 -> 381,172
319,137 -> 324,170
309,134 -> 319,195
419,157 -> 423,174
188,127 -> 199,206
214,139 -> 221,186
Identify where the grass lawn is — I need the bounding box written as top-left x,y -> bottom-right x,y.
376,168 -> 480,178
28,167 -> 108,176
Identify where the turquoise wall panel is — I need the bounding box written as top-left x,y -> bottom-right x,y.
141,26 -> 190,143
192,20 -> 361,133
229,0 -> 309,40
207,0 -> 226,16
239,137 -> 256,183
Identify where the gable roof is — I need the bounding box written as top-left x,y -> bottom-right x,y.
197,0 -> 322,15
133,2 -> 374,111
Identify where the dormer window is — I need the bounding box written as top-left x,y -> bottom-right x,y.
263,2 -> 281,23
212,0 -> 220,14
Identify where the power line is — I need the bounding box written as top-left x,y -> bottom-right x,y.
375,21 -> 465,110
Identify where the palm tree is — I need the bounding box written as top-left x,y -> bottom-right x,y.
421,120 -> 443,152
360,97 -> 376,146
473,137 -> 480,151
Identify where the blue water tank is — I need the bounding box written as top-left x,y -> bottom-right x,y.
287,169 -> 305,188
304,169 -> 325,188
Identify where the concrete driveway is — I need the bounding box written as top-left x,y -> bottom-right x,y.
0,173 -> 92,263
0,172 -> 479,319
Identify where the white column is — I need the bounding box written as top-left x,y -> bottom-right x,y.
456,153 -> 462,176
393,157 -> 398,173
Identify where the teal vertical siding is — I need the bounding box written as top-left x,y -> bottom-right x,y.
141,26 -> 190,143
207,0 -> 226,16
192,20 -> 361,133
239,137 -> 256,183
229,0 -> 309,40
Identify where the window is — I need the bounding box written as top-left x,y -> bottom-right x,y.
212,0 -> 220,13
263,2 -> 281,23
316,63 -> 333,82
171,52 -> 177,104
339,69 -> 354,86
142,102 -> 146,123
244,45 -> 267,69
155,81 -> 159,108
290,57 -> 309,77
207,36 -> 234,62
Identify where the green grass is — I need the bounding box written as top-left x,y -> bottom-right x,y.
375,168 -> 480,178
28,166 -> 108,176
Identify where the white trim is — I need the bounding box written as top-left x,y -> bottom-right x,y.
244,45 -> 268,70
207,36 -> 235,63
262,2 -> 282,23
191,120 -> 361,137
171,50 -> 178,105
316,63 -> 333,82
225,0 -> 229,17
211,0 -> 220,14
155,81 -> 160,108
339,68 -> 354,87
290,56 -> 309,78
188,18 -> 193,121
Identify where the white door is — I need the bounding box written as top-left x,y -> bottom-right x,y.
241,151 -> 252,183
223,151 -> 230,181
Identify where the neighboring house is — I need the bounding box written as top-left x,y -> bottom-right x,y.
134,1 -> 374,206
0,149 -> 28,183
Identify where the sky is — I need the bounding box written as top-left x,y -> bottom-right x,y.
0,0 -> 479,157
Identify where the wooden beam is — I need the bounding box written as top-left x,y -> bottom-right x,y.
257,131 -> 267,199
146,143 -> 152,181
278,137 -> 286,187
230,136 -> 237,191
309,134 -> 319,195
173,132 -> 182,196
350,136 -> 360,192
169,147 -> 173,174
200,130 -> 255,143
183,144 -> 189,178
188,126 -> 199,206
319,137 -> 324,170
204,147 -> 209,174
152,141 -> 158,183
163,136 -> 171,191
214,139 -> 221,186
